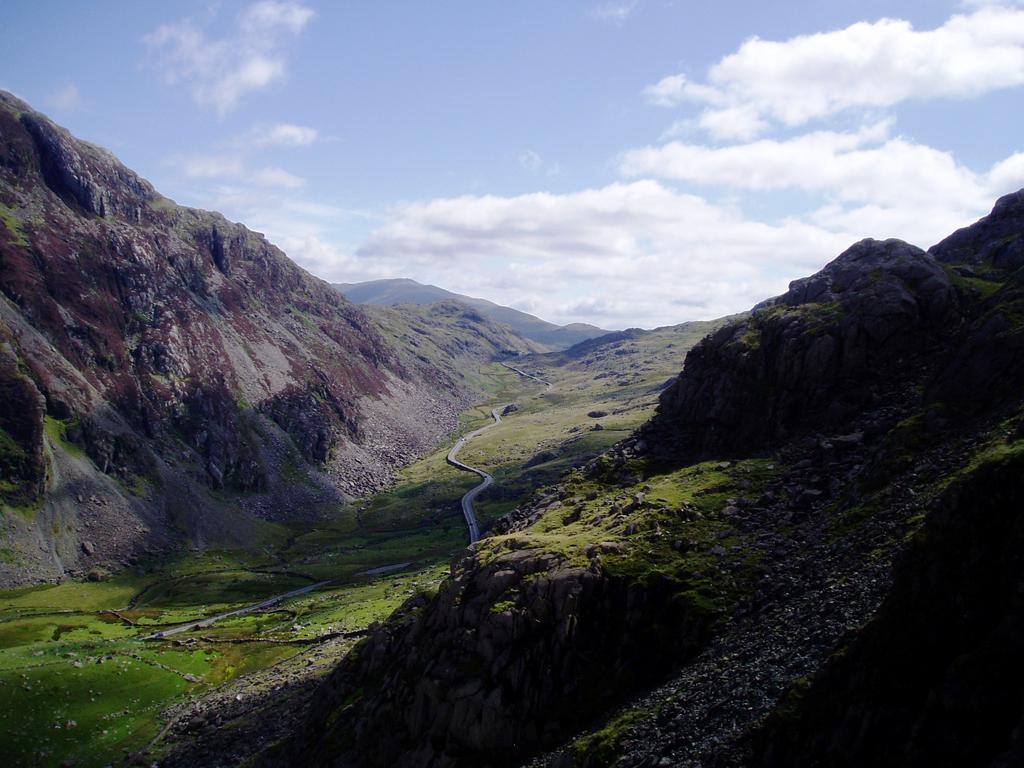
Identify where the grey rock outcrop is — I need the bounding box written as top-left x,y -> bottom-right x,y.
930,189 -> 1024,272
284,546 -> 711,768
645,238 -> 958,461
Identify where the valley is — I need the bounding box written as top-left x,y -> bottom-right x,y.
2,79 -> 1024,768
0,318 -> 716,767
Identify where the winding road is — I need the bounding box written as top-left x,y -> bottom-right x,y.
446,406 -> 508,544
141,579 -> 333,640
142,362 -> 548,638
447,361 -> 552,544
500,361 -> 550,386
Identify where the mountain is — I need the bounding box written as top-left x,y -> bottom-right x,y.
335,277 -> 611,350
0,92 -> 520,586
7,87 -> 1024,768
284,193 -> 1024,767
360,300 -> 546,374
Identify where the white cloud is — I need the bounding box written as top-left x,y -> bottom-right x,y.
188,153 -> 1023,327
242,0 -> 314,33
519,149 -> 544,173
176,153 -> 305,189
645,6 -> 1024,138
643,74 -> 686,107
519,149 -> 561,177
182,154 -> 247,179
643,73 -> 720,108
619,122 -> 1024,245
144,1 -> 314,115
593,1 -> 639,23
349,181 -> 856,327
251,123 -> 318,147
248,166 -> 306,188
47,83 -> 81,111
693,103 -> 768,142
277,234 -> 363,281
989,152 -> 1024,188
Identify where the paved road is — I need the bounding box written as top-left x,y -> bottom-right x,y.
145,364 -> 546,635
141,579 -> 333,640
500,361 -> 550,386
354,561 -> 412,577
447,406 -> 509,544
445,362 -> 551,544
140,562 -> 414,640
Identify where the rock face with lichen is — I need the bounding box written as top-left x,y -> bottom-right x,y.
0,90 -> 535,586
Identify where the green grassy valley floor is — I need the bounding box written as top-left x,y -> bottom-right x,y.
0,330 -> 709,767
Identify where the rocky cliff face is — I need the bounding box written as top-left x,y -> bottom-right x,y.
288,543 -> 714,768
740,197 -> 1024,768
643,238 -> 961,461
0,91 -> 516,586
283,192 -> 1024,768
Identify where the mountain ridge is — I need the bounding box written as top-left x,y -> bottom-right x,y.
0,91 -> 528,586
335,277 -> 611,350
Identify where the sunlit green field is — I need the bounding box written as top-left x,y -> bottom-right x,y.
0,564 -> 448,767
461,320 -> 730,525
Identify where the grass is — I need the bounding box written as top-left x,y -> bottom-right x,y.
476,457 -> 776,617
943,262 -> 1006,301
0,647 -> 192,766
944,422 -> 1024,489
43,416 -> 87,459
754,300 -> 842,334
1,575 -> 149,614
573,706 -> 656,765
0,556 -> 450,767
831,502 -> 879,538
455,321 -> 732,529
0,201 -> 29,247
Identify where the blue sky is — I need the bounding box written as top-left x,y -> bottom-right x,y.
3,1 -> 1024,328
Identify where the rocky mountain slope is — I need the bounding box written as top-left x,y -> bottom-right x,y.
336,278 -> 610,350
753,451 -> 1024,768
281,192 -> 1024,767
0,92 -> 528,587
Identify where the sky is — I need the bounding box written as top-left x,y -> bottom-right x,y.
3,0 -> 1024,329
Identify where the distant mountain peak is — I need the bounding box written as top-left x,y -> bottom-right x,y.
334,277 -> 611,351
